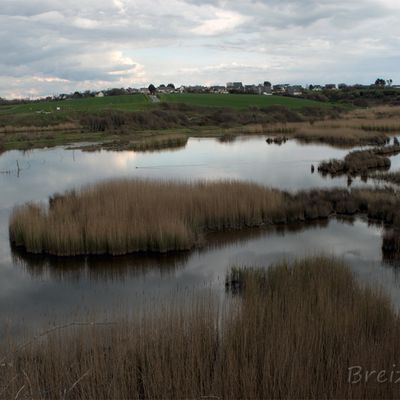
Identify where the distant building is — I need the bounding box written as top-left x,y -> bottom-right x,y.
325,84 -> 337,90
244,84 -> 258,94
287,85 -> 303,96
273,84 -> 289,93
96,91 -> 105,97
310,85 -> 323,91
210,86 -> 227,94
227,82 -> 244,92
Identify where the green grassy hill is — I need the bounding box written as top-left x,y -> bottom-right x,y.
0,94 -> 150,115
0,92 -> 332,118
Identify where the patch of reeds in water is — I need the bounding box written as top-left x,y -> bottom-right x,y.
2,257 -> 400,399
318,145 -> 400,177
9,179 -> 284,256
127,134 -> 188,152
11,178 -> 400,256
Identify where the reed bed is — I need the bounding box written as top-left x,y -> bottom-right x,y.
10,179 -> 400,256
129,133 -> 188,152
9,179 -> 284,256
0,122 -> 79,134
2,257 -> 400,399
264,107 -> 400,146
318,145 -> 400,176
370,170 -> 400,185
295,125 -> 389,146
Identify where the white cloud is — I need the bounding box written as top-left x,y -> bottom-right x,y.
0,0 -> 399,97
191,9 -> 248,36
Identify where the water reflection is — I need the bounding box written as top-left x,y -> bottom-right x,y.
2,138 -> 400,334
12,221 -> 329,282
11,249 -> 188,282
0,137 -> 368,209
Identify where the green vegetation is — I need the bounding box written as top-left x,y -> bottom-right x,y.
160,92 -> 333,109
0,94 -> 399,152
2,257 -> 400,399
0,94 -> 150,115
0,93 -> 329,120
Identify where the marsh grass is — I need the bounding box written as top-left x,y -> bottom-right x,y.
10,179 -> 400,256
9,179 -> 284,256
124,133 -> 188,152
268,107 -> 400,146
370,170 -> 400,185
318,145 -> 400,177
2,257 -> 400,399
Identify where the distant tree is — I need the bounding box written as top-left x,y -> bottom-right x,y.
263,81 -> 272,87
105,88 -> 127,96
308,84 -> 314,90
167,83 -> 175,89
387,79 -> 393,87
148,84 -> 156,94
375,78 -> 386,87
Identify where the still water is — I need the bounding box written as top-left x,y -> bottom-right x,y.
0,137 -> 399,334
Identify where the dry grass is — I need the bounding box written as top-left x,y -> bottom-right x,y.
261,106 -> 400,146
295,125 -> 389,146
370,170 -> 400,185
318,145 -> 400,176
0,122 -> 79,134
9,179 -> 284,256
2,257 -> 400,399
10,179 -> 400,256
128,133 -> 188,152
99,133 -> 189,152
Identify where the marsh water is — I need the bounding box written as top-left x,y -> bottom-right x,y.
1,136 -> 400,335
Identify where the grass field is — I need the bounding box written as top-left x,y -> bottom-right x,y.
0,92 -> 330,117
0,94 -> 150,115
159,93 -> 332,109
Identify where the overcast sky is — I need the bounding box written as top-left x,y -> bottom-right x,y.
1,0 -> 399,98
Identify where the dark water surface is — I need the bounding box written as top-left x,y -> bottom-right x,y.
1,137 -> 400,335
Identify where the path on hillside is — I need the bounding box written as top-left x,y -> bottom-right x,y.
149,95 -> 160,103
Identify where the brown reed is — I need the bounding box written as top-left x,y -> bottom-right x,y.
1,257 -> 400,399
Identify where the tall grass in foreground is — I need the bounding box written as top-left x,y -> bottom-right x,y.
9,179 -> 284,256
2,257 -> 400,399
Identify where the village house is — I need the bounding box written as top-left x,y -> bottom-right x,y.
287,85 -> 303,96
227,82 -> 244,92
325,84 -> 337,90
273,84 -> 289,94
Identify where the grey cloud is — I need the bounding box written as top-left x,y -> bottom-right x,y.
0,0 -> 399,97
